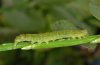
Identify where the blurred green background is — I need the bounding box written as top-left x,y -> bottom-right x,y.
0,0 -> 100,65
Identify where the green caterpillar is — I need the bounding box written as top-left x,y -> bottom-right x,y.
14,29 -> 88,48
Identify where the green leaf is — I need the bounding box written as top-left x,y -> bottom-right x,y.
81,43 -> 97,50
0,35 -> 99,51
89,0 -> 100,21
51,20 -> 77,31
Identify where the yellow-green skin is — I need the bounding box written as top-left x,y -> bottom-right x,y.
14,30 -> 88,47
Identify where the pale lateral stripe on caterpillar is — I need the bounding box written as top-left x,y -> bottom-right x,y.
14,29 -> 88,48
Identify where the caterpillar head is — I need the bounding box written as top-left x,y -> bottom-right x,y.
14,34 -> 27,43
15,35 -> 22,43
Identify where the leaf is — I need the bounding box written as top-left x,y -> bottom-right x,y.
0,35 -> 99,51
81,43 -> 97,51
51,20 -> 77,31
89,0 -> 100,21
3,10 -> 45,32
